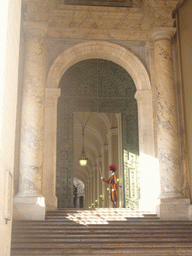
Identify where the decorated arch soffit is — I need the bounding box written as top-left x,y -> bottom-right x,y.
46,41 -> 151,91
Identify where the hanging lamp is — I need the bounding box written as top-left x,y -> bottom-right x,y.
79,126 -> 88,167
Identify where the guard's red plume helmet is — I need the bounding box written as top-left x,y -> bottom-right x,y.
109,164 -> 117,171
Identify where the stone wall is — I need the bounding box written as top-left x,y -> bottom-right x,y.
0,0 -> 21,255
177,0 -> 192,200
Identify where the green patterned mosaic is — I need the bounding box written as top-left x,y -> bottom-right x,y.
57,59 -> 139,208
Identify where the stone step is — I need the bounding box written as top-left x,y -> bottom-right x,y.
11,248 -> 192,256
12,226 -> 192,234
12,229 -> 192,236
12,217 -> 192,224
46,211 -> 158,216
11,244 -> 192,256
12,222 -> 192,229
46,215 -> 159,220
11,242 -> 192,249
46,209 -> 158,217
11,231 -> 192,238
45,217 -> 160,222
11,208 -> 192,256
11,237 -> 192,244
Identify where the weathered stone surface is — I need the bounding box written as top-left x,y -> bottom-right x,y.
22,0 -> 179,40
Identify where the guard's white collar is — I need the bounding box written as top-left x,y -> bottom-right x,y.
111,172 -> 115,176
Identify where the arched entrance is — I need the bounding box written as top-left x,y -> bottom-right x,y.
43,41 -> 157,212
73,178 -> 85,208
57,59 -> 139,208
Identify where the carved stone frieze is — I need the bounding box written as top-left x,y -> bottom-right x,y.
22,0 -> 178,40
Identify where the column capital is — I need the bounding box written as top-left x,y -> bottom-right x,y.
135,90 -> 152,102
150,27 -> 176,42
107,128 -> 118,139
115,113 -> 121,122
23,21 -> 48,36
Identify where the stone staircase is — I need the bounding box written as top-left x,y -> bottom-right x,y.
11,208 -> 192,256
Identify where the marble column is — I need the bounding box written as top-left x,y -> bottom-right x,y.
150,27 -> 190,219
14,22 -> 48,220
42,88 -> 61,211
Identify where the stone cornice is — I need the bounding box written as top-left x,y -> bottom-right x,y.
172,0 -> 188,18
23,1 -> 177,41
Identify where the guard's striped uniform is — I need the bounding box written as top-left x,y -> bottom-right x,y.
103,173 -> 118,203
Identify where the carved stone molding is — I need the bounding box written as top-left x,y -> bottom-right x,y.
23,21 -> 48,36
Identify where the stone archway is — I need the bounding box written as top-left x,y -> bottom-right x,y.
43,41 -> 155,211
46,41 -> 151,90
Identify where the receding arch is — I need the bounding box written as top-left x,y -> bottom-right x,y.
46,41 -> 151,91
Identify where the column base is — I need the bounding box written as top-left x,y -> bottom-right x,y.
13,196 -> 46,220
44,195 -> 58,211
189,204 -> 192,220
156,198 -> 190,220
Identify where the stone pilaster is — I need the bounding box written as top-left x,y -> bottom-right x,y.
88,178 -> 91,208
85,181 -> 89,208
42,88 -> 61,211
97,157 -> 102,207
107,128 -> 118,166
150,27 -> 190,219
90,174 -> 93,207
116,113 -> 123,208
14,22 -> 48,220
93,165 -> 98,208
135,90 -> 159,212
101,145 -> 108,207
92,169 -> 96,207
107,128 -> 118,208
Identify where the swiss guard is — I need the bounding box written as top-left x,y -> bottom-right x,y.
101,164 -> 118,208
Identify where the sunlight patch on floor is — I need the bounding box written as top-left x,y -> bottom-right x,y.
66,208 -> 155,225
